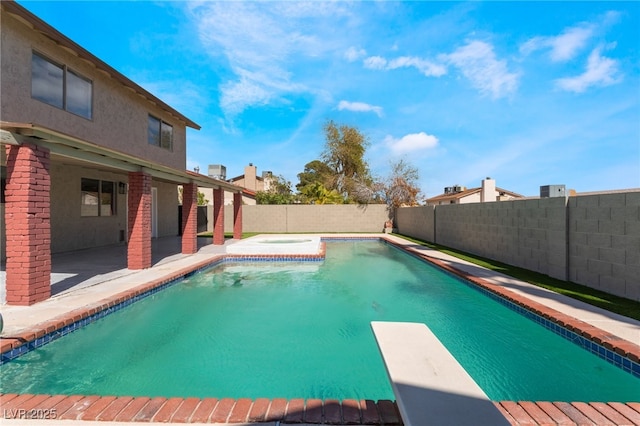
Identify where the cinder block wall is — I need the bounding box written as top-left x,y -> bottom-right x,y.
568,192 -> 640,301
395,190 -> 640,301
395,205 -> 435,242
223,204 -> 389,233
435,198 -> 568,280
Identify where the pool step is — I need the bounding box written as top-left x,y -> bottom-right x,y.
2,393 -> 639,424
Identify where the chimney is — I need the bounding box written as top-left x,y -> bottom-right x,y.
481,177 -> 496,202
244,163 -> 257,191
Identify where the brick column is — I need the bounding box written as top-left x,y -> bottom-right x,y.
181,183 -> 198,254
4,143 -> 51,305
213,187 -> 224,245
127,171 -> 152,269
233,192 -> 242,239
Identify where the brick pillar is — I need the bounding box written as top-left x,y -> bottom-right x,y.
213,187 -> 224,245
233,192 -> 242,239
5,143 -> 51,305
181,183 -> 198,254
127,171 -> 152,269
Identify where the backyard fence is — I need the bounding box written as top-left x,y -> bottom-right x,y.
395,190 -> 640,302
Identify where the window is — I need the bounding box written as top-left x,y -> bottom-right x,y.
81,178 -> 115,216
148,114 -> 173,151
31,52 -> 93,119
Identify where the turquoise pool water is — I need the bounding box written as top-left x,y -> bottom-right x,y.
1,241 -> 638,401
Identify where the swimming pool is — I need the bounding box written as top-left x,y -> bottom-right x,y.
1,240 -> 638,402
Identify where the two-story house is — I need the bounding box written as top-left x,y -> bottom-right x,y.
0,1 -> 243,305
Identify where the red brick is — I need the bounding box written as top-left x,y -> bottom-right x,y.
284,398 -> 305,423
152,397 -> 184,422
342,399 -> 361,425
10,393 -> 49,411
587,402 -> 637,426
360,399 -> 380,424
5,394 -> 37,409
377,400 -> 401,425
553,402 -> 596,425
171,397 -> 200,422
608,402 -> 640,425
132,397 -> 167,422
571,402 -> 617,424
210,398 -> 235,423
498,401 -> 536,425
96,396 -> 133,421
266,398 -> 287,422
516,401 -> 555,425
114,396 -> 150,421
49,395 -> 84,418
529,401 -> 573,425
59,395 -> 101,420
79,396 -> 117,420
189,398 -> 218,423
304,399 -> 323,424
247,398 -> 270,422
228,398 -> 252,423
494,402 -> 518,425
324,399 -> 342,424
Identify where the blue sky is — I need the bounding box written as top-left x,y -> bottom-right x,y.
19,1 -> 640,197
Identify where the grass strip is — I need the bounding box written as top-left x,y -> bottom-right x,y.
394,234 -> 640,322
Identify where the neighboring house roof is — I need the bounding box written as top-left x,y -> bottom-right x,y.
426,187 -> 523,204
228,174 -> 264,183
1,0 -> 200,130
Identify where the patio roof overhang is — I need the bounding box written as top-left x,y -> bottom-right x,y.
0,121 -> 241,192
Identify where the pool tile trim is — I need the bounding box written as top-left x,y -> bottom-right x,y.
0,243 -> 326,364
380,237 -> 640,379
1,393 -> 639,425
1,235 -> 640,426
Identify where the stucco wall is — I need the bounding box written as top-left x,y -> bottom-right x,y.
396,191 -> 639,301
46,164 -> 178,253
1,10 -> 187,170
220,204 -> 389,233
155,181 -> 179,238
50,164 -> 129,253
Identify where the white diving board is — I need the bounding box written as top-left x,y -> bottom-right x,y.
371,321 -> 510,426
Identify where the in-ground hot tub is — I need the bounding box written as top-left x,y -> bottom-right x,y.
226,235 -> 322,255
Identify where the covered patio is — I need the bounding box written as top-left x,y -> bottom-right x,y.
1,123 -> 244,306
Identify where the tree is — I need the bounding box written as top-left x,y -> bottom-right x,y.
299,182 -> 344,204
320,120 -> 375,203
296,160 -> 334,192
384,158 -> 423,212
178,187 -> 209,206
255,175 -> 295,204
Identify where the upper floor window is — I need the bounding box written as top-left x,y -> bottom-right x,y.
31,52 -> 93,119
148,114 -> 173,151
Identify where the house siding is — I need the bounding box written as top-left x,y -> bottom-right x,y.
0,10 -> 187,170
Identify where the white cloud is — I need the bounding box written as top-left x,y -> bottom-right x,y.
345,46 -> 366,62
444,40 -> 519,99
363,56 -> 388,70
363,55 -> 446,77
520,25 -> 594,62
519,12 -> 621,62
555,45 -> 621,93
188,2 -> 352,117
387,56 -> 447,77
385,132 -> 439,154
337,100 -> 383,117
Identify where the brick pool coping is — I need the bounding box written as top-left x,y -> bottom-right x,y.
1,236 -> 639,425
